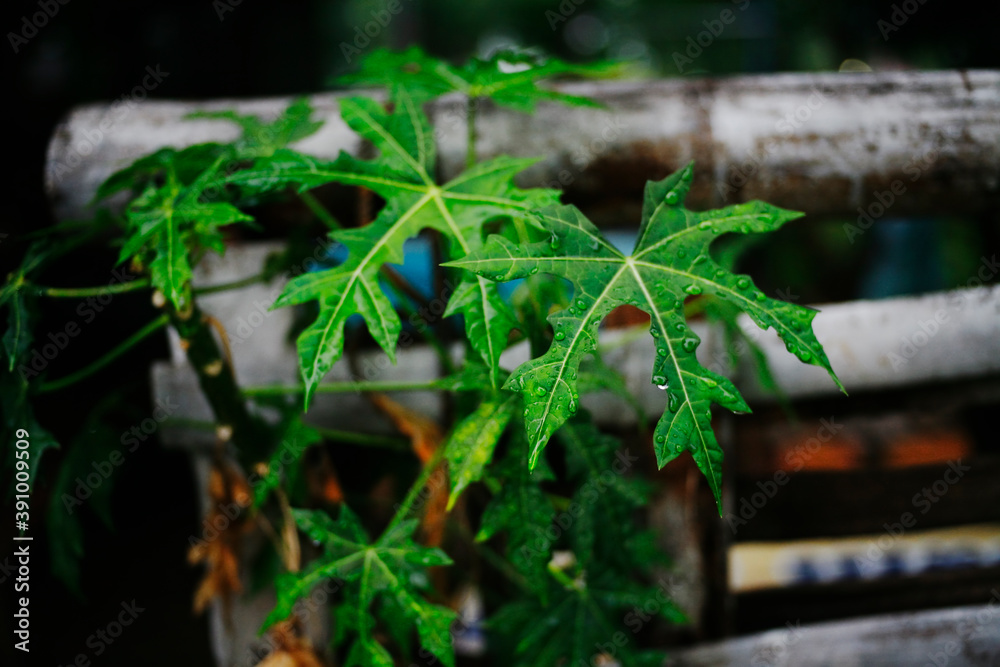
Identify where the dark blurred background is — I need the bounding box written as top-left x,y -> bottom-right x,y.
2,0 -> 998,665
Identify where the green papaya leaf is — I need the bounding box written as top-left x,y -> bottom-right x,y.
447,163 -> 844,511
266,505 -> 456,667
445,392 -> 518,510
476,427 -> 555,596
226,88 -> 560,405
339,46 -> 620,111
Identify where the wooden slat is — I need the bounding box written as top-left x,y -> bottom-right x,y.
664,601 -> 1000,666
729,457 -> 1000,541
733,566 -> 1000,633
46,71 -> 1000,222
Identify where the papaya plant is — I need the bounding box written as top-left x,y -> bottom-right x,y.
1,46 -> 841,666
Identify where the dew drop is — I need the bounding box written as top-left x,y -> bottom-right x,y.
676,249 -> 687,259
554,331 -> 566,341
666,191 -> 679,204
714,269 -> 726,278
652,374 -> 666,385
529,267 -> 539,275
702,377 -> 718,387
754,292 -> 766,302
796,349 -> 813,363
657,382 -> 669,390
535,386 -> 547,396
682,338 -> 698,353
684,285 -> 703,295
674,322 -> 685,332
576,299 -> 586,309
698,221 -> 713,230
736,278 -> 750,290
655,434 -> 665,444
693,254 -> 708,264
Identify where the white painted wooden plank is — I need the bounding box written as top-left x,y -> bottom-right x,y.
663,602 -> 1000,666
46,71 -> 1000,220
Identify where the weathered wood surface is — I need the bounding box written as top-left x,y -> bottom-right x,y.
663,603 -> 1000,666
46,70 -> 1000,222
152,242 -> 1000,443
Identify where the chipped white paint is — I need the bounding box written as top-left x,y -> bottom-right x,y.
46,71 -> 1000,220
663,603 -> 1000,666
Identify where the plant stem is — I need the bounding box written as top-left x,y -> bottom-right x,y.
37,314 -> 169,393
166,301 -> 274,463
192,273 -> 268,295
243,378 -> 450,397
313,426 -> 410,450
465,96 -> 478,169
30,278 -> 152,298
298,191 -> 342,231
383,439 -> 451,536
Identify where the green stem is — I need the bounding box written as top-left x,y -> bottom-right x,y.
243,378 -> 450,397
30,278 -> 152,298
383,439 -> 451,536
166,301 -> 274,463
37,314 -> 169,393
192,273 -> 267,295
381,278 -> 456,375
298,191 -> 342,231
466,96 -> 478,169
164,418 -> 407,451
313,426 -> 410,450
